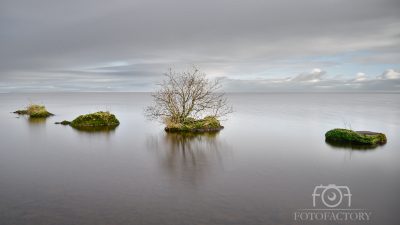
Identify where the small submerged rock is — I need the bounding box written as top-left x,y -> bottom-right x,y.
13,110 -> 28,115
55,120 -> 71,125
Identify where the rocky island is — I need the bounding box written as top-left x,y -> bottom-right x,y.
325,128 -> 387,145
14,104 -> 53,117
55,111 -> 120,127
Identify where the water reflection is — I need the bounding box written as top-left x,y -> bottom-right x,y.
27,117 -> 47,125
71,125 -> 119,138
325,139 -> 386,151
147,131 -> 231,186
71,125 -> 119,133
24,116 -> 47,133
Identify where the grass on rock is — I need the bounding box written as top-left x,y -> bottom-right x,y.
14,104 -> 53,117
69,111 -> 120,127
164,116 -> 223,132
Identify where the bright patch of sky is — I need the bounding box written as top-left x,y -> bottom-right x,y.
229,52 -> 400,80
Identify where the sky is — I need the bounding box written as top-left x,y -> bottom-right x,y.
1,0 -> 400,93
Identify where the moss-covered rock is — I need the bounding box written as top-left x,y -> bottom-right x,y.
325,128 -> 387,145
60,120 -> 71,125
13,105 -> 53,117
165,116 -> 224,132
69,111 -> 120,127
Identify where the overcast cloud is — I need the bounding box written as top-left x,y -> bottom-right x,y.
1,0 -> 399,92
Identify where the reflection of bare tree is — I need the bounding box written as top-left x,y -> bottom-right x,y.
147,131 -> 231,187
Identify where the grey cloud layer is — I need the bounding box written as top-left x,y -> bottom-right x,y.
1,0 -> 400,92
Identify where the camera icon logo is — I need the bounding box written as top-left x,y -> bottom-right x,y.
312,184 -> 352,208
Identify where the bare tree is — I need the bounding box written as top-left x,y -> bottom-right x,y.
144,65 -> 233,124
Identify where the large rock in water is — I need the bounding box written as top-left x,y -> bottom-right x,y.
69,111 -> 120,127
325,129 -> 387,145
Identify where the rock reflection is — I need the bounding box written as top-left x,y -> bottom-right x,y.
27,117 -> 47,125
148,131 -> 230,186
325,139 -> 386,151
72,125 -> 119,133
71,125 -> 119,138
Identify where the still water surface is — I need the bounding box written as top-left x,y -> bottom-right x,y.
0,93 -> 399,224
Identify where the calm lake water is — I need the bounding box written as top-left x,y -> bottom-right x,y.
0,93 -> 399,225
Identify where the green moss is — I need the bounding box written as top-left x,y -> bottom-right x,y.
325,129 -> 387,145
184,117 -> 196,124
30,111 -> 53,117
165,116 -> 224,132
69,111 -> 120,127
